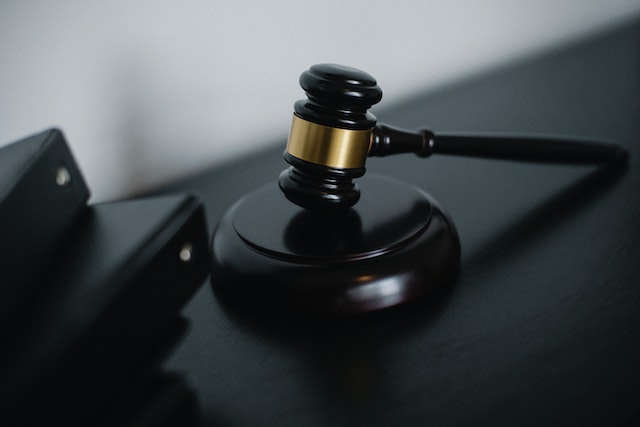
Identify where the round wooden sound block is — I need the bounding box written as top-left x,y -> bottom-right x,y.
210,174 -> 460,315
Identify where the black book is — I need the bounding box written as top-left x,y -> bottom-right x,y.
103,369 -> 201,427
0,129 -> 90,327
0,193 -> 209,425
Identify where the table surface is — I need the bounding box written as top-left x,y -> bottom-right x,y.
157,19 -> 640,426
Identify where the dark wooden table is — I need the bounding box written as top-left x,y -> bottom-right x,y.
158,19 -> 640,426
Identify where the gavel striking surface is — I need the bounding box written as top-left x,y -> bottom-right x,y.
211,174 -> 460,315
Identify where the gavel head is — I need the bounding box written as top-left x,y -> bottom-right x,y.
278,64 -> 383,211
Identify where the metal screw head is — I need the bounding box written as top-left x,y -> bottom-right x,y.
55,167 -> 71,186
179,243 -> 193,262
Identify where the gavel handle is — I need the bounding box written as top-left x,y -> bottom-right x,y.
370,123 -> 629,165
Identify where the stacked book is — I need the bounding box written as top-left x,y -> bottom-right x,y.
0,129 -> 209,426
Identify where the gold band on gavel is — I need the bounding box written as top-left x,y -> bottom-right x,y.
285,115 -> 372,169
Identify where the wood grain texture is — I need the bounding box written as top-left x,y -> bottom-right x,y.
157,19 -> 640,426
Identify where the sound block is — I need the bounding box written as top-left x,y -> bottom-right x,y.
211,174 -> 461,315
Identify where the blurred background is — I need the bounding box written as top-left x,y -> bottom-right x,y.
2,0 -> 640,202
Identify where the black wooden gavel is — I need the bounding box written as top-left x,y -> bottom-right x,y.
279,63 -> 629,211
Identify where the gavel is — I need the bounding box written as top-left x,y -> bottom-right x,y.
210,63 -> 629,316
279,63 -> 628,211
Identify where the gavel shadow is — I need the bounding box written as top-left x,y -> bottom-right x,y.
461,163 -> 627,271
210,163 -> 626,425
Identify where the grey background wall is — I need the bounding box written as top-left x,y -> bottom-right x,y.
2,0 -> 639,201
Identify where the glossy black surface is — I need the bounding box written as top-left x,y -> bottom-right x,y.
285,62 -> 629,212
157,19 -> 640,426
212,174 -> 460,315
282,64 -> 384,210
370,122 -> 629,163
278,153 -> 365,210
432,132 -> 629,163
295,63 -> 382,130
